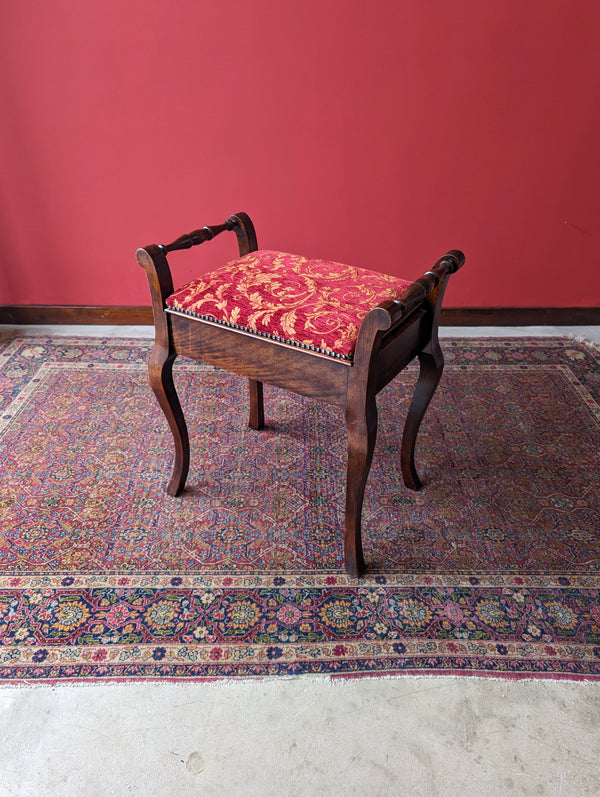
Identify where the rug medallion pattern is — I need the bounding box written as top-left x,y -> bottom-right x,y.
0,336 -> 599,681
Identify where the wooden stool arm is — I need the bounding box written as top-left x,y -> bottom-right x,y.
158,212 -> 258,257
382,249 -> 465,327
136,212 -> 258,318
160,222 -> 235,253
352,248 -> 464,390
136,212 -> 256,348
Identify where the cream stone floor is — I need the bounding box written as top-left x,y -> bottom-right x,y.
0,324 -> 599,797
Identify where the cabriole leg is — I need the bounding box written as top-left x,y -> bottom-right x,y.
401,345 -> 444,491
148,348 -> 189,496
344,398 -> 377,577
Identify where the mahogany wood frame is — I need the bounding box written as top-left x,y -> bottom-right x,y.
137,213 -> 464,577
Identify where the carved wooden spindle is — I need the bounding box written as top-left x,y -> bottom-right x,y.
158,212 -> 258,255
161,222 -> 234,253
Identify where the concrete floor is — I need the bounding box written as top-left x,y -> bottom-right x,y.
0,325 -> 599,796
1,678 -> 599,796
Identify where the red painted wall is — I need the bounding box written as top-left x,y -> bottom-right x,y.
2,0 -> 599,308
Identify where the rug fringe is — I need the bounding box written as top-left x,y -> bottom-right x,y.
567,333 -> 600,351
1,672 -> 599,691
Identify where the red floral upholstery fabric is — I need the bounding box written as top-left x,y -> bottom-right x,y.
166,250 -> 412,360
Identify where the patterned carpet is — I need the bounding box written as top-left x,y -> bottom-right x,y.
0,335 -> 599,681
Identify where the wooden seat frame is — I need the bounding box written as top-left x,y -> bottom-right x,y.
137,213 -> 464,577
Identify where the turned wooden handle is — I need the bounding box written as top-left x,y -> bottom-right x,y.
158,213 -> 258,257
160,220 -> 236,253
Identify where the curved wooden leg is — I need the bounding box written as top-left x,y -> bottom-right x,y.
148,347 -> 189,496
401,345 -> 444,491
248,378 -> 264,430
344,398 -> 377,578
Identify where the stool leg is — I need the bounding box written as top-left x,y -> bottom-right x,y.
344,397 -> 377,577
248,379 -> 265,430
148,348 -> 189,496
401,345 -> 444,491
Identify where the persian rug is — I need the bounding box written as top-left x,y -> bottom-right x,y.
0,334 -> 599,683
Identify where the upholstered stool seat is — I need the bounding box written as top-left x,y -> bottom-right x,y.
137,212 -> 464,577
166,250 -> 412,361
